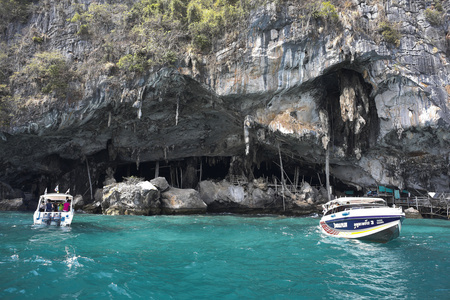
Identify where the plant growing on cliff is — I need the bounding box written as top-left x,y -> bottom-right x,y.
117,53 -> 151,73
425,8 -> 443,26
312,1 -> 339,23
11,51 -> 75,99
0,0 -> 31,32
69,3 -> 128,37
0,84 -> 11,128
379,21 -> 401,47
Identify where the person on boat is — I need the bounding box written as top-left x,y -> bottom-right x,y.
39,201 -> 45,212
45,200 -> 53,212
63,198 -> 71,212
58,203 -> 64,212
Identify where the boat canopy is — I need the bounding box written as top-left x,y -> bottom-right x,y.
39,193 -> 73,202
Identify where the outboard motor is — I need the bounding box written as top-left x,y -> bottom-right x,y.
53,213 -> 61,226
42,213 -> 51,225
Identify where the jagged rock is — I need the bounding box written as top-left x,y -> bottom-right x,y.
161,187 -> 206,214
290,199 -> 316,215
251,187 -> 276,207
253,178 -> 268,191
73,195 -> 84,210
0,198 -> 26,211
198,180 -> 250,212
102,180 -> 160,215
82,202 -> 102,214
404,207 -> 423,219
150,177 -> 170,192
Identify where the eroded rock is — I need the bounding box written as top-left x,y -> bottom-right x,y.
161,187 -> 206,214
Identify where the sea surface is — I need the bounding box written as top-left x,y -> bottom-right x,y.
0,212 -> 449,299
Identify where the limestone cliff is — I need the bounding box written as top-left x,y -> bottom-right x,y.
0,0 -> 448,207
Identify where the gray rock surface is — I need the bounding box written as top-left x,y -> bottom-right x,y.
0,198 -> 26,211
102,180 -> 160,215
161,187 -> 206,214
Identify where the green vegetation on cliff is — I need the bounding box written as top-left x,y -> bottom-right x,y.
11,51 -> 76,99
0,0 -> 31,32
1,0 -> 446,130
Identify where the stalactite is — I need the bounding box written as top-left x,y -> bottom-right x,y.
136,150 -> 140,171
199,159 -> 203,182
244,115 -> 253,156
175,97 -> 179,125
155,161 -> 159,178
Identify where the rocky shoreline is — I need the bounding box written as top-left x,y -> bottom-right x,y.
0,177 -> 326,216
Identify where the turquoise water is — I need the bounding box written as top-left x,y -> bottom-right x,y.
0,212 -> 449,299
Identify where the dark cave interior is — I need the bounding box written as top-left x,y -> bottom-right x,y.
111,155 -> 358,196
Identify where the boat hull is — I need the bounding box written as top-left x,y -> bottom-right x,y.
33,211 -> 73,227
320,207 -> 405,243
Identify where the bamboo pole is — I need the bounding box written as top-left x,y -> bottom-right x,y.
277,143 -> 286,212
294,166 -> 299,190
199,159 -> 202,182
85,158 -> 93,201
155,161 -> 159,178
180,167 -> 183,189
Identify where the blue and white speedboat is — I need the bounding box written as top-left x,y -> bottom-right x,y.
320,197 -> 405,243
33,192 -> 74,227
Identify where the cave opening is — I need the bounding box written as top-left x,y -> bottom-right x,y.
105,152 -> 362,197
113,157 -> 231,189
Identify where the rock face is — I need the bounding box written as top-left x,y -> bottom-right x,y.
85,178 -> 323,215
161,188 -> 207,214
0,0 -> 448,212
0,198 -> 26,211
102,180 -> 161,215
198,179 -> 323,215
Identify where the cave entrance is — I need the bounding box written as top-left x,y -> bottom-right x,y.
110,153 -> 360,197
113,157 -> 231,189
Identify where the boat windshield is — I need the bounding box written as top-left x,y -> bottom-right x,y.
323,201 -> 386,216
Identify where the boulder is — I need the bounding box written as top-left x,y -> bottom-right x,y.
0,198 -> 26,211
83,201 -> 102,214
150,177 -> 170,192
73,194 -> 84,210
161,187 -> 206,214
404,207 -> 423,219
102,180 -> 160,215
251,187 -> 276,208
199,179 -> 280,213
198,180 -> 248,212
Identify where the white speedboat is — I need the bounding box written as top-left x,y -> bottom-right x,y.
33,192 -> 74,226
320,197 -> 405,243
